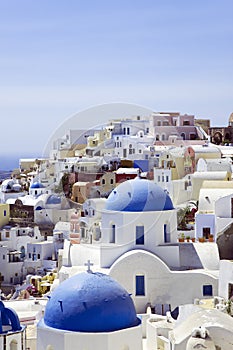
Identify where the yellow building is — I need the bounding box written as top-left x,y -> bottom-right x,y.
0,203 -> 10,228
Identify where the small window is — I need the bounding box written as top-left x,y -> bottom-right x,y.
136,226 -> 144,245
102,179 -> 106,185
203,285 -> 213,296
29,253 -> 31,258
38,254 -> 40,259
110,179 -> 114,185
158,176 -> 160,182
6,232 -> 10,238
166,176 -> 169,182
3,210 -> 7,216
3,255 -> 5,260
136,275 -> 145,296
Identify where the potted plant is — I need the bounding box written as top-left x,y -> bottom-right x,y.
191,237 -> 195,242
208,234 -> 214,242
198,237 -> 205,243
178,233 -> 185,242
186,235 -> 190,242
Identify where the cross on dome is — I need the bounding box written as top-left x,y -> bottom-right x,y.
84,259 -> 94,273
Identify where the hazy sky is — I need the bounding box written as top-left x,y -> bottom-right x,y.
0,0 -> 233,157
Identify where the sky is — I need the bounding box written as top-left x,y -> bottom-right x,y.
0,0 -> 233,167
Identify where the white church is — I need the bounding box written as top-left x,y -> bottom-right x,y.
59,178 -> 219,314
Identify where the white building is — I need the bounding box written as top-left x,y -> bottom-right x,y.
59,178 -> 219,314
195,181 -> 233,241
0,179 -> 25,204
24,240 -> 57,275
0,301 -> 26,350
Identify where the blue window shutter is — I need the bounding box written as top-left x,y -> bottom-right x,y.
136,275 -> 145,296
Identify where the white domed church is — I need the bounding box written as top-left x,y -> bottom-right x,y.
60,178 -> 218,313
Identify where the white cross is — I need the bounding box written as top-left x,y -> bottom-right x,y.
84,259 -> 94,273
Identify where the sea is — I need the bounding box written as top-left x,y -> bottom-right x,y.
0,153 -> 43,180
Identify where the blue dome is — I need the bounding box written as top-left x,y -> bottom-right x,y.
105,178 -> 173,212
0,301 -> 21,334
30,182 -> 45,189
46,195 -> 61,205
44,272 -> 140,332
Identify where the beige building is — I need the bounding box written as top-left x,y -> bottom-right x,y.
99,172 -> 116,196
0,203 -> 10,229
71,181 -> 99,204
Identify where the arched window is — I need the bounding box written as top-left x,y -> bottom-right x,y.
161,134 -> 166,141
46,346 -> 54,350
10,339 -> 18,350
181,132 -> 185,140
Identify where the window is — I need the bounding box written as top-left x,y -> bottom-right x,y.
3,210 -> 6,216
38,254 -> 40,259
203,285 -> 213,296
203,227 -> 211,239
29,253 -> 31,259
136,275 -> 145,296
136,226 -> 144,245
158,176 -> 160,182
102,179 -> 106,185
164,224 -> 170,243
3,255 -> 5,260
10,339 -> 18,350
110,179 -> 114,185
166,176 -> 169,182
110,224 -> 116,243
6,231 -> 10,238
